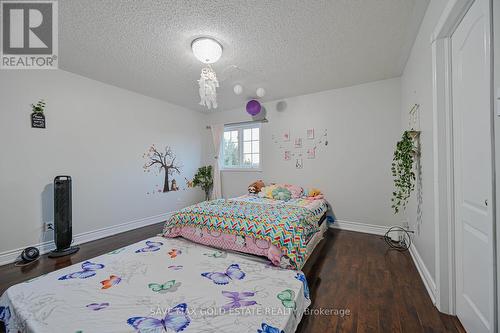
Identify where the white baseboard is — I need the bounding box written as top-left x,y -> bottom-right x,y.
330,219 -> 389,235
330,219 -> 437,305
0,212 -> 171,266
409,243 -> 437,304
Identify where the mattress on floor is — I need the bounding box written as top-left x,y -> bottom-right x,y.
163,195 -> 329,270
0,237 -> 311,333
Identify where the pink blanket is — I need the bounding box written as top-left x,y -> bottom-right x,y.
165,225 -> 288,267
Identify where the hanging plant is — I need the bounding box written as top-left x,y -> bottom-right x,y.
391,131 -> 417,214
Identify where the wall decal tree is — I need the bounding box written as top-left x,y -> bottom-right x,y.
143,145 -> 182,192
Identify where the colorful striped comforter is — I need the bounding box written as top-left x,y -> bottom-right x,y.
163,198 -> 327,269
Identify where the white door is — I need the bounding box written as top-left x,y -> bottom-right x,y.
452,0 -> 494,332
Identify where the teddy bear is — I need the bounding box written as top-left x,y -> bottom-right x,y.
305,188 -> 324,200
248,180 -> 265,194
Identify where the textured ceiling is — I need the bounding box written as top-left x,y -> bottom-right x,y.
59,0 -> 429,112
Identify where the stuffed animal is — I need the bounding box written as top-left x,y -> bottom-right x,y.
305,188 -> 324,199
307,188 -> 322,197
248,180 -> 265,194
279,184 -> 304,198
259,184 -> 277,198
271,187 -> 292,201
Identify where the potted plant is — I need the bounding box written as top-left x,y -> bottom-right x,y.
30,99 -> 47,128
192,165 -> 213,201
391,131 -> 419,214
31,99 -> 46,113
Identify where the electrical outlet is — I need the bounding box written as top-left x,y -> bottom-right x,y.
44,222 -> 54,232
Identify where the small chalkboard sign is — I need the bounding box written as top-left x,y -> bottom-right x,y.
31,112 -> 46,128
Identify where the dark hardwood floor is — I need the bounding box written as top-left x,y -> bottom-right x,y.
0,225 -> 465,333
298,229 -> 465,333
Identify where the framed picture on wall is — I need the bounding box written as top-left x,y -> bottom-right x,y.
296,158 -> 303,169
283,130 -> 290,142
307,148 -> 315,159
284,150 -> 291,161
294,138 -> 302,148
307,128 -> 315,140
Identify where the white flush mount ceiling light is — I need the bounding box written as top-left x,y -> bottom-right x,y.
191,37 -> 222,64
192,37 -> 222,110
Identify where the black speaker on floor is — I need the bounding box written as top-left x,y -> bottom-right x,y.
49,176 -> 79,258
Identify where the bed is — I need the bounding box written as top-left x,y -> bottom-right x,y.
0,236 -> 310,333
1,184 -> 330,333
162,194 -> 329,270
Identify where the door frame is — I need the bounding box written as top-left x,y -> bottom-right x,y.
431,0 -> 496,324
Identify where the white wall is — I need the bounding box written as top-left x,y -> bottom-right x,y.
0,70 -> 206,259
400,0 -> 448,285
206,78 -> 401,227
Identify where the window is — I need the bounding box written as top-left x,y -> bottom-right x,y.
221,124 -> 261,170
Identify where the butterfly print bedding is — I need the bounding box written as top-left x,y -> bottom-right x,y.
221,291 -> 257,311
58,261 -> 105,280
135,240 -> 163,253
148,280 -> 180,293
168,248 -> 182,258
168,265 -> 183,270
277,290 -> 296,309
127,303 -> 191,332
100,275 -> 121,289
0,306 -> 11,324
0,236 -> 310,332
86,303 -> 109,311
201,264 -> 245,285
258,323 -> 285,333
295,272 -> 310,300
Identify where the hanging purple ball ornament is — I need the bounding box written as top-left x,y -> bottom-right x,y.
246,100 -> 261,116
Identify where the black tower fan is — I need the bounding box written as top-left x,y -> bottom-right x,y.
49,176 -> 79,257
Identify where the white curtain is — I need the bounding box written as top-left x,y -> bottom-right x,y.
210,124 -> 224,200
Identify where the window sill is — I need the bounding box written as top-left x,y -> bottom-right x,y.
221,168 -> 263,172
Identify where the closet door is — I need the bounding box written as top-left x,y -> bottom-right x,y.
451,0 -> 494,332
